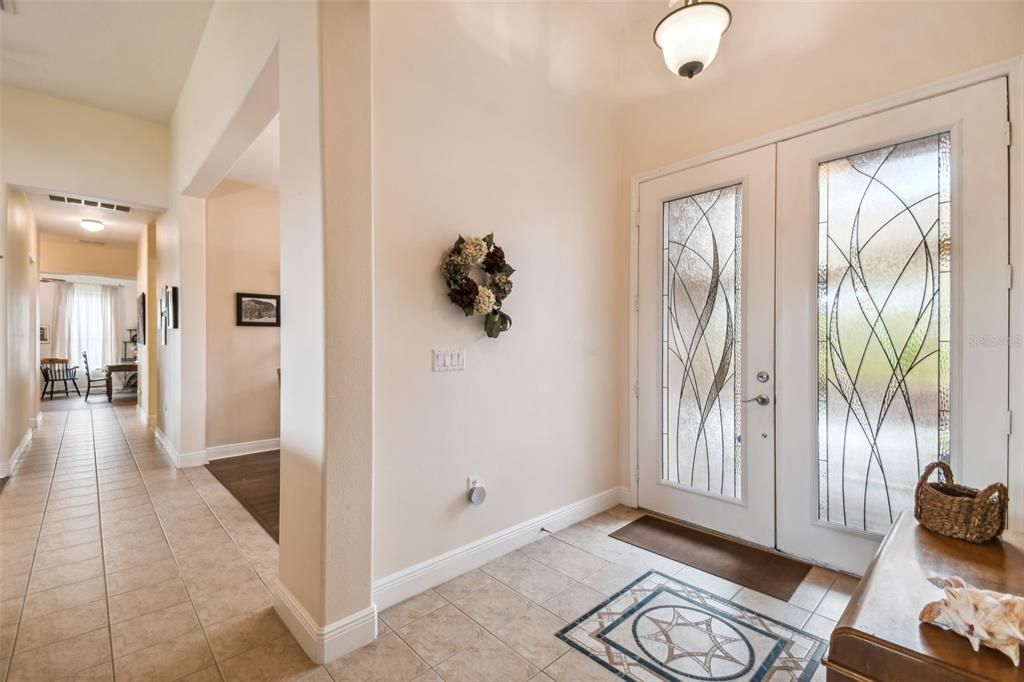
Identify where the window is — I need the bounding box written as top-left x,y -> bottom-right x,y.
68,283 -> 120,375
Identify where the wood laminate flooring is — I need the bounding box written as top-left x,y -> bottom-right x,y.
205,450 -> 281,542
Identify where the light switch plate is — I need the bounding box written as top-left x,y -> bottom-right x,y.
433,350 -> 465,372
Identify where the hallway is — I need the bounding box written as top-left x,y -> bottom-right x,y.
1,403 -> 855,681
0,405 -> 286,680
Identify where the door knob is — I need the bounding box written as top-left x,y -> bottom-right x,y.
742,394 -> 770,406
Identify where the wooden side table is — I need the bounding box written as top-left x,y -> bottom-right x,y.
828,513 -> 1024,680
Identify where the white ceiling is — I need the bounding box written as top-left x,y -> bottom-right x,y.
1,0 -> 214,123
225,116 -> 280,189
29,192 -> 158,244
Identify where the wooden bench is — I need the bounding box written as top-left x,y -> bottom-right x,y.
827,513 -> 1024,681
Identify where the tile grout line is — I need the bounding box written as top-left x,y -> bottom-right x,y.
378,526 -> 638,675
92,408 -> 119,677
111,405 -> 302,679
383,550 -> 595,675
108,405 -> 219,680
4,410 -> 70,682
14,412 -> 118,673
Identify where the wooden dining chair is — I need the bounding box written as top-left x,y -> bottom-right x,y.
40,358 -> 80,399
81,351 -> 107,401
39,363 -> 53,399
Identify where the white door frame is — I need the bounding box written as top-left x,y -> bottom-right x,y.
628,57 -> 1024,537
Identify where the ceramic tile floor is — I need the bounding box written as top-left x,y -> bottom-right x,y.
0,404 -> 858,681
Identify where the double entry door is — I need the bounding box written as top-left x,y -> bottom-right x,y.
636,78 -> 1010,574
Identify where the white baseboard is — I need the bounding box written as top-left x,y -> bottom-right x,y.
154,434 -> 281,469
206,438 -> 280,461
619,486 -> 636,507
176,449 -> 208,468
1,427 -> 34,478
372,486 -> 627,610
135,404 -> 147,425
272,580 -> 377,664
153,426 -> 207,468
32,412 -> 43,429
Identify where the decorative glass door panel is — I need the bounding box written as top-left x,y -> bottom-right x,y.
663,185 -> 743,498
776,78 -> 1008,573
817,134 -> 951,534
638,146 -> 776,549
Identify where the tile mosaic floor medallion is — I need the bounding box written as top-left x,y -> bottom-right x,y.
558,571 -> 828,681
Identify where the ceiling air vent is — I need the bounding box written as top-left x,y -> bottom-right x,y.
48,193 -> 130,213
78,239 -> 108,246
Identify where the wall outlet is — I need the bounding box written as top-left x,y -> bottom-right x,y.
433,350 -> 465,372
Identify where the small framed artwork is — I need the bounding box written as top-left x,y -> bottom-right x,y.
39,325 -> 50,344
164,285 -> 180,329
158,295 -> 168,346
137,293 -> 147,345
236,293 -> 281,327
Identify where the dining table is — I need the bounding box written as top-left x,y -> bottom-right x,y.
105,362 -> 138,402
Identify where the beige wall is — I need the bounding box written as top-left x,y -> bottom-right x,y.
370,0 -> 624,578
2,86 -> 169,209
619,1 -> 1024,177
321,0 -> 375,628
4,190 -> 39,470
205,181 -> 280,447
163,0 -> 363,654
39,238 -> 137,279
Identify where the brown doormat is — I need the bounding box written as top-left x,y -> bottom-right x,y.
610,514 -> 811,601
206,450 -> 280,543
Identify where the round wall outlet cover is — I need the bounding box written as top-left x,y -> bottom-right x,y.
468,485 -> 487,506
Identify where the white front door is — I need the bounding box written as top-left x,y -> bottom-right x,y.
635,78 -> 1010,573
637,146 -> 777,548
775,78 -> 1010,573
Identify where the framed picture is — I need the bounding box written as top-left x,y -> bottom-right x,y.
39,325 -> 50,344
164,285 -> 180,329
236,293 -> 281,327
137,293 -> 146,345
158,294 -> 168,345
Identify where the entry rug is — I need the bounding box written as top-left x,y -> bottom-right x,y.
557,571 -> 828,681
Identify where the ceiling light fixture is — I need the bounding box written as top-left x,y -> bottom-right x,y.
80,219 -> 104,233
654,0 -> 731,79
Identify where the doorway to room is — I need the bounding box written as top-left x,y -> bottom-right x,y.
28,190 -> 160,414
635,78 -> 1011,575
200,114 -> 283,543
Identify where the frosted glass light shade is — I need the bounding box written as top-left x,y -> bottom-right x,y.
654,1 -> 731,79
80,219 -> 104,232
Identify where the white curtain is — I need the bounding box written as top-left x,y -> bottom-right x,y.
68,283 -> 121,376
50,282 -> 72,360
100,285 -> 122,366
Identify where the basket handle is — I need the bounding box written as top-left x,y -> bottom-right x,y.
973,482 -> 1010,535
917,461 -> 954,495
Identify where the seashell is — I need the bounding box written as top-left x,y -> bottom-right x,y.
920,575 -> 1024,666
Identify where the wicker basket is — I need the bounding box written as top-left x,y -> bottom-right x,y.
914,461 -> 1008,543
